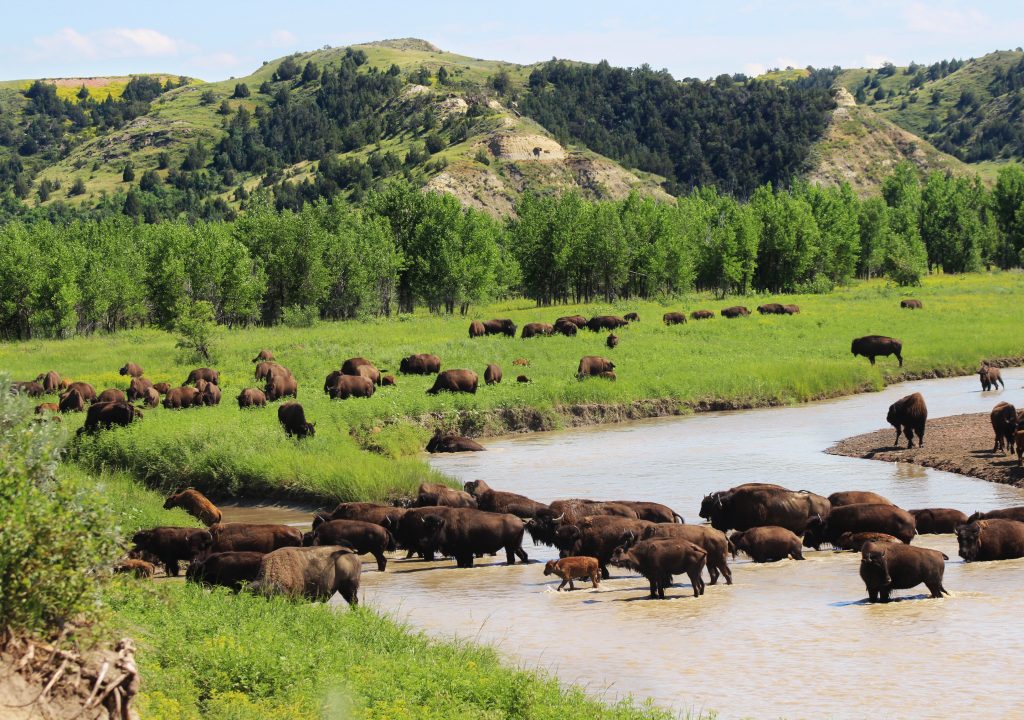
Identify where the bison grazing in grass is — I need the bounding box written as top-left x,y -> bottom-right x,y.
556,315 -> 588,329
521,322 -> 553,338
127,376 -> 154,402
782,304 -> 800,314
328,375 -> 375,400
140,387 -> 159,408
79,401 -> 142,434
164,488 -> 222,526
720,306 -> 750,318
553,319 -> 578,336
255,546 -> 361,605
265,367 -> 298,401
427,369 -> 478,395
663,312 -> 687,325
900,299 -> 923,309
990,402 -> 1017,453
484,363 -> 502,385
35,371 -> 61,392
577,356 -> 615,379
860,542 -> 948,602
97,388 -> 127,404
278,402 -> 315,439
399,354 -> 441,375
610,539 -> 707,599
586,315 -> 629,332
237,388 -> 267,408
468,320 -> 486,338
119,363 -> 144,377
66,381 -> 96,403
185,367 -> 219,386
481,319 -> 517,337
186,551 -> 263,591
980,363 -> 1005,391
59,388 -> 86,413
544,557 -> 600,591
252,349 -> 275,362
163,386 -> 202,409
690,310 -> 714,320
153,382 -> 171,395
757,303 -> 785,315
255,361 -> 278,381
887,392 -> 927,448
624,312 -> 639,322
12,381 -> 45,397
606,333 -> 619,350
851,335 -> 903,366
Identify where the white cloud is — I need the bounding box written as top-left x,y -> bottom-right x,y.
195,51 -> 242,71
902,1 -> 986,34
32,26 -> 182,62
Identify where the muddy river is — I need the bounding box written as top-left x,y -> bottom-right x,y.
226,370 -> 1024,719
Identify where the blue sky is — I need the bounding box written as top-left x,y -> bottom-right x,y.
1,0 -> 1021,81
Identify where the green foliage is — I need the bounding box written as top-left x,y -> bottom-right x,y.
174,300 -> 218,363
122,161 -> 135,182
69,177 -> 86,196
232,83 -> 250,99
0,379 -> 119,635
281,304 -> 318,328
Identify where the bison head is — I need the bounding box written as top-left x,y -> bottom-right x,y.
131,530 -> 153,550
609,545 -> 637,571
420,514 -> 447,547
860,546 -> 891,586
162,493 -> 179,510
543,560 -> 558,576
802,516 -> 826,550
955,522 -> 982,562
552,524 -> 581,553
302,531 -> 316,547
187,530 -> 213,557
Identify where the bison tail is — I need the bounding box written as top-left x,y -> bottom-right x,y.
941,553 -> 949,561
672,513 -> 685,524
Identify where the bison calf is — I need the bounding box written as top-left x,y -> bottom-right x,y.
164,488 -> 223,526
544,557 -> 600,591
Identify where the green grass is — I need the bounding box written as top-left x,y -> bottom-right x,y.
5,273 -> 1024,504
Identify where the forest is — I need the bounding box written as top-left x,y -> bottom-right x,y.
1,162 -> 1022,341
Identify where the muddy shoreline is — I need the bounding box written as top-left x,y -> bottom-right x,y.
827,411 -> 1024,487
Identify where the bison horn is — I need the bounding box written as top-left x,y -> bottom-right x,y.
553,513 -> 565,522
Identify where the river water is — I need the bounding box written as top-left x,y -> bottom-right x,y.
228,370 -> 1024,719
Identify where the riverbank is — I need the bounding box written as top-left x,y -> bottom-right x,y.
827,411 -> 1024,486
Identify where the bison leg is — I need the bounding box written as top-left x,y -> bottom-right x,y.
869,355 -> 876,365
790,545 -> 804,561
339,585 -> 358,606
893,428 -> 902,448
896,352 -> 903,367
567,578 -> 576,591
600,563 -> 610,580
374,551 -> 387,572
514,545 -> 528,563
904,426 -> 915,448
916,424 -> 925,448
590,572 -> 600,589
926,580 -> 948,599
164,558 -> 179,577
718,559 -> 733,585
707,564 -> 719,585
689,569 -> 704,597
647,577 -> 658,598
557,577 -> 568,591
868,588 -> 878,602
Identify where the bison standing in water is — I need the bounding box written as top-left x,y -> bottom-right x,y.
851,335 -> 903,366
426,432 -> 485,453
131,527 -> 212,577
554,516 -> 654,579
208,522 -> 303,554
187,551 -> 263,591
860,542 -> 949,602
803,503 -> 916,549
887,392 -> 927,448
304,519 -> 395,571
967,507 -> 1024,523
419,508 -> 528,568
729,526 -> 804,562
610,539 -> 707,599
544,557 -> 600,591
828,491 -> 893,507
699,484 -> 830,535
956,519 -> 1024,562
415,482 -> 478,508
463,479 -> 548,520
980,364 -> 1005,391
635,523 -> 733,585
909,508 -> 968,534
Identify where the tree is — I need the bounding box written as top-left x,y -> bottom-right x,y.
301,60 -> 319,84
273,56 -> 301,82
437,66 -> 450,85
122,161 -> 135,182
232,83 -> 250,99
424,132 -> 446,154
200,89 -> 217,105
157,151 -> 170,170
881,162 -> 928,284
992,164 -> 1024,267
139,169 -> 161,192
69,178 -> 86,196
217,99 -> 232,115
174,299 -> 218,362
490,69 -> 511,94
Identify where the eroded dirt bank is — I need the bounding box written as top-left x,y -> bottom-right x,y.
827,411 -> 1024,486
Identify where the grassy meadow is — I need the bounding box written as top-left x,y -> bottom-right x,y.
5,272 -> 1024,504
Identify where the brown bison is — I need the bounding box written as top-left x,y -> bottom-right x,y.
481,319 -> 517,337
484,363 -> 502,385
127,376 -> 154,402
399,354 -> 441,374
305,519 -> 395,571
199,382 -> 221,406
426,432 -> 485,453
887,392 -> 927,448
114,559 -> 156,578
255,545 -> 361,604
606,333 -> 619,349
255,361 -> 279,381
967,507 -> 1024,523
577,355 -> 615,379
556,315 -> 588,329
554,516 -> 653,578
66,381 -> 96,403
610,538 -> 707,599
980,363 -> 1005,391
803,503 -> 916,549
265,367 -> 298,401
991,402 -> 1017,453
186,551 -> 263,591
851,335 -> 903,366
609,501 -> 683,524
79,401 -> 142,434
35,371 -> 61,392
11,381 -> 45,397
624,312 -> 639,322
757,303 -> 785,315
512,358 -> 530,367
598,371 -> 616,381
328,375 -> 375,400
900,299 -> 923,309
327,504 -> 407,532
278,402 -> 315,438
720,306 -> 750,318
956,519 -> 1024,562
663,312 -> 687,325
521,322 -> 553,338
59,388 -> 86,413
730,526 -> 804,562
828,491 -> 893,507
252,349 -> 275,362
131,526 -> 212,576
417,508 -> 528,567
860,541 -> 948,602
835,532 -> 901,551
516,375 -> 530,383
427,369 -> 478,394
140,387 -> 160,408
354,364 -> 381,386
544,557 -> 600,591
782,304 -> 800,314
463,480 -> 548,520
634,523 -> 732,585
119,363 -> 144,378
468,320 -> 486,338
381,375 -> 396,386
35,402 -> 59,415
909,508 -> 968,534
97,388 -> 128,404
587,315 -> 629,332
700,484 -> 830,535
208,522 -> 303,554
153,382 -> 171,395
163,386 -> 203,409
690,310 -> 714,320
164,488 -> 222,526
237,388 -> 267,408
416,482 -> 479,508
553,319 -> 578,336
185,367 -> 219,386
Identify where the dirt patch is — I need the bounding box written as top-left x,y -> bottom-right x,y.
488,133 -> 566,161
827,412 -> 1024,487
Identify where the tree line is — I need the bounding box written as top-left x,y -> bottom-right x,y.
1,163 -> 1023,340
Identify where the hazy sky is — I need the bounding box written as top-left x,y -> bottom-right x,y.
2,0 -> 1021,81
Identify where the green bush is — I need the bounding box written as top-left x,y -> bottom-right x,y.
281,304 -> 319,328
0,378 -> 119,635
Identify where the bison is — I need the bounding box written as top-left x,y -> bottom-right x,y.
114,559 -> 155,578
606,334 -> 619,349
663,312 -> 687,325
127,376 -> 154,402
555,516 -> 654,579
967,507 -> 1024,523
835,531 -> 901,552
956,519 -> 1024,562
185,367 -> 219,386
900,299 -> 923,309
12,381 -> 45,397
255,361 -> 279,382
720,306 -> 750,318
254,546 -> 361,605
131,526 -> 212,576
481,319 -> 517,337
553,319 -> 578,336
163,488 -> 222,526
587,315 -> 628,332
803,503 -> 916,550
484,363 -> 502,385
399,354 -> 441,375
252,349 -> 275,363
635,523 -> 732,585
610,539 -> 707,599
980,363 -> 1005,391
278,402 -> 314,438
119,363 -> 144,378
265,367 -> 298,401
522,322 -> 553,338
237,388 -> 267,408
97,388 -> 127,404
463,479 -> 548,520
79,401 -> 142,434
700,485 -> 830,535
860,541 -> 948,602
690,310 -> 714,320
729,526 -> 804,562
163,386 -> 202,409
328,375 -> 375,400
305,519 -> 395,571
468,320 -> 486,338
909,508 -> 968,534
556,315 -> 588,329
153,382 -> 170,395
782,304 -> 800,314
544,557 -> 600,591
327,503 -> 407,532
59,388 -> 86,413
417,508 -> 528,567
186,551 -> 263,591
208,522 -> 303,554
577,355 -> 615,379
851,335 -> 903,366
757,303 -> 785,315
415,481 -> 478,508
828,491 -> 893,507
427,369 -> 478,394
624,312 -> 639,322
991,402 -> 1017,453
35,371 -> 62,393
887,392 -> 927,448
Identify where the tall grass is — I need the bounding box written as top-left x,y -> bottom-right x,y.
4,273 -> 1023,503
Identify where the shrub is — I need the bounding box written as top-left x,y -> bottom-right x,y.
280,304 -> 319,328
0,378 -> 118,635
174,300 -> 218,363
